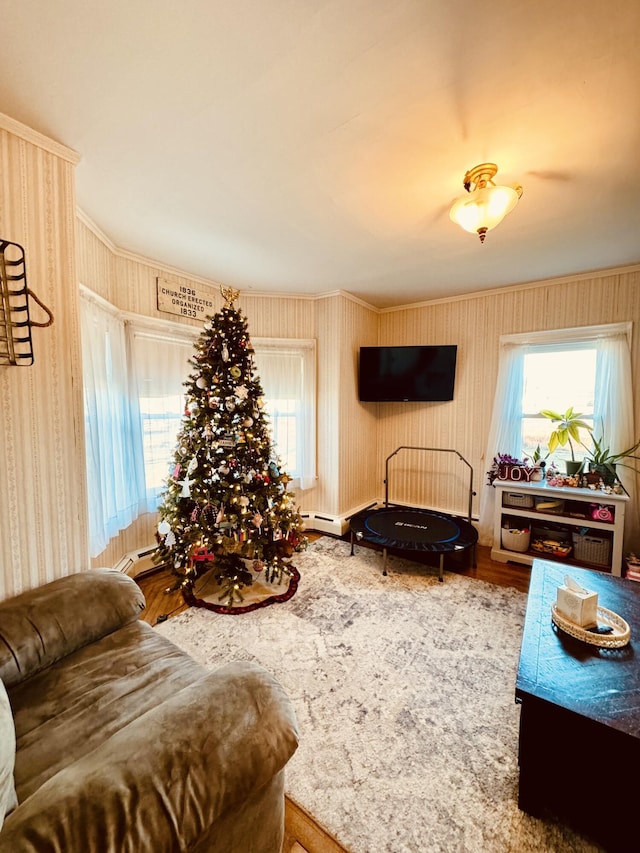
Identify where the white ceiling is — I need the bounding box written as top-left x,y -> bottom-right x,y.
1,0 -> 639,308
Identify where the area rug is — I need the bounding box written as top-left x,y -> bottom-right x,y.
156,537 -> 602,853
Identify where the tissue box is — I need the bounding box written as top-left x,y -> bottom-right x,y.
556,584 -> 598,628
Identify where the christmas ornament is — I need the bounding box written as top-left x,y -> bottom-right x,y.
158,520 -> 171,535
178,476 -> 193,497
196,376 -> 208,389
235,385 -> 249,400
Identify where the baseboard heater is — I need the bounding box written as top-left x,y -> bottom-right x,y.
300,512 -> 351,537
112,544 -> 168,579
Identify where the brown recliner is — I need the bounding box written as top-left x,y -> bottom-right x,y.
0,569 -> 298,852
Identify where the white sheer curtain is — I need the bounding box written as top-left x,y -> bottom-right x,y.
127,328 -> 194,512
255,341 -> 316,490
594,332 -> 639,547
81,295 -> 147,557
478,322 -> 638,549
477,343 -> 526,544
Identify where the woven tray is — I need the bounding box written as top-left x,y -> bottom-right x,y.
551,603 -> 631,648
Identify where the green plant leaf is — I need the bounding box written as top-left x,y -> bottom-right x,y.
567,421 -> 591,441
540,409 -> 562,421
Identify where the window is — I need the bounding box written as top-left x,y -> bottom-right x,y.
129,328 -> 317,508
478,322 -> 636,546
253,340 -> 316,490
521,343 -> 597,464
82,295 -> 317,556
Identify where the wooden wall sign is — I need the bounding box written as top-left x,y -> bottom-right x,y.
156,277 -> 215,320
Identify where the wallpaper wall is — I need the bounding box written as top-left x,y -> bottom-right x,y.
3,113 -> 639,599
376,270 -> 640,542
0,115 -> 88,599
76,216 -> 381,568
90,211 -> 640,539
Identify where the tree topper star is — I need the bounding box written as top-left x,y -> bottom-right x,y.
220,286 -> 240,307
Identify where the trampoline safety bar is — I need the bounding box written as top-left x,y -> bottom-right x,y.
384,446 -> 476,522
348,446 -> 478,582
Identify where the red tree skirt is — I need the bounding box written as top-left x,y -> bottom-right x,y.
182,565 -> 300,615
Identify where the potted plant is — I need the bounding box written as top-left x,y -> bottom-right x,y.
581,431 -> 640,489
540,407 -> 592,475
524,444 -> 547,480
486,453 -> 523,485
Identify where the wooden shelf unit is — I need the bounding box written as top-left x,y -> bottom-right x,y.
491,480 -> 628,576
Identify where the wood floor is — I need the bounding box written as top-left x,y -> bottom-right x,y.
135,534 -> 531,853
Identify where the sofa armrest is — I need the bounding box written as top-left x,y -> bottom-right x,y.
0,660 -> 299,853
0,570 -> 145,687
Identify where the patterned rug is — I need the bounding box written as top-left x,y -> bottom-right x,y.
156,537 -> 602,853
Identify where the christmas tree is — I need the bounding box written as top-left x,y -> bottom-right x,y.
155,287 -> 306,608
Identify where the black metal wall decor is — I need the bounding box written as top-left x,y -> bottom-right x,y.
0,239 -> 54,366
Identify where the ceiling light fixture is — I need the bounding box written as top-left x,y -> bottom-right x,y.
449,163 -> 523,243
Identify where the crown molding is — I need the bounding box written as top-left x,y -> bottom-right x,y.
0,111 -> 80,164
76,209 -> 639,315
75,207 -> 117,252
76,208 -> 379,310
379,263 -> 640,313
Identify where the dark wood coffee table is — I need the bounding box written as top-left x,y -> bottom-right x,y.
516,558 -> 640,852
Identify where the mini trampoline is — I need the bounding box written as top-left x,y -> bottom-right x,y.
349,446 -> 478,581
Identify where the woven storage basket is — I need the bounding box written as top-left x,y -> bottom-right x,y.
571,531 -> 611,567
502,492 -> 534,508
501,528 -> 531,553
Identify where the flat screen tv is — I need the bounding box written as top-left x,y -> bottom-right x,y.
358,345 -> 457,402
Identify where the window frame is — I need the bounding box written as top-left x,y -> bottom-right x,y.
477,321 -> 635,546
123,311 -> 317,499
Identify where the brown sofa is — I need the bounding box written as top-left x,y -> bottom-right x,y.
0,569 -> 299,852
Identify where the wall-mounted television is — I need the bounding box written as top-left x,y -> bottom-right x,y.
358,345 -> 457,402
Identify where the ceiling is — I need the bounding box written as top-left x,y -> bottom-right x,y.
1,1 -> 639,309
